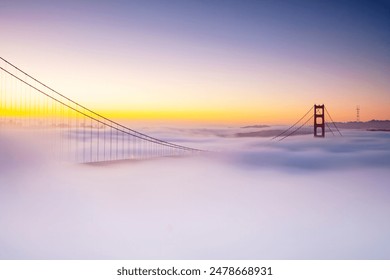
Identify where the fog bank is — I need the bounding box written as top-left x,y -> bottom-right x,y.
1,128 -> 389,259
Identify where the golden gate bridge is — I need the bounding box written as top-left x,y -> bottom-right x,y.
272,104 -> 342,141
0,57 -> 203,163
0,57 -> 341,163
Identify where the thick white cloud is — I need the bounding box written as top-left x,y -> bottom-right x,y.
0,128 -> 389,259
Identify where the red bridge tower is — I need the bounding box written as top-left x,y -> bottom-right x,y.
314,104 -> 325,137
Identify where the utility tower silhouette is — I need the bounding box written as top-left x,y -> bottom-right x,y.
356,105 -> 360,122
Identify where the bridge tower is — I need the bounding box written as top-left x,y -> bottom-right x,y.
314,104 -> 325,138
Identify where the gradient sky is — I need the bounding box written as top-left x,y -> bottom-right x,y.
1,0 -> 389,124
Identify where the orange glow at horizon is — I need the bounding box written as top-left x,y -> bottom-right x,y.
1,85 -> 389,126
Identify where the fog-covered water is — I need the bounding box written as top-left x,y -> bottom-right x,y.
1,127 -> 389,259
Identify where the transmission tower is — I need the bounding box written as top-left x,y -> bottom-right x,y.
356,105 -> 360,122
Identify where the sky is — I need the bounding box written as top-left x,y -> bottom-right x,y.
0,0 -> 389,124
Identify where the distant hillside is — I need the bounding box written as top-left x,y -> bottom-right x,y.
234,120 -> 390,138
235,129 -> 310,138
334,120 -> 390,130
241,125 -> 270,129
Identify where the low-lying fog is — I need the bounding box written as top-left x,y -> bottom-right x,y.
1,126 -> 389,259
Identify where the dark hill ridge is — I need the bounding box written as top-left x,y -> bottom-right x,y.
333,120 -> 390,130
241,125 -> 270,129
235,120 -> 390,138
